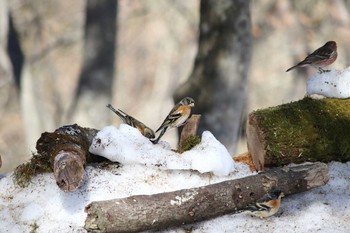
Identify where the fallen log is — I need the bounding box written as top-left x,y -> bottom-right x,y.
247,97 -> 350,171
84,162 -> 328,233
36,124 -> 103,192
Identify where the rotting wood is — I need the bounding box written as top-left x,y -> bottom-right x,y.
36,124 -> 104,192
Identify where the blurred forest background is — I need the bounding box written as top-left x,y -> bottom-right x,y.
1,0 -> 350,173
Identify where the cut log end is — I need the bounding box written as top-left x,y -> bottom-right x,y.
246,113 -> 265,171
84,205 -> 101,232
54,150 -> 85,192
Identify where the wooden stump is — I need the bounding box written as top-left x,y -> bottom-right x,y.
246,97 -> 350,170
179,114 -> 201,148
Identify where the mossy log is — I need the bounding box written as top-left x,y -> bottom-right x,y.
247,97 -> 350,171
36,124 -> 104,192
84,162 -> 328,233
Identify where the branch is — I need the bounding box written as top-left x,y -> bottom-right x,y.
84,162 -> 328,233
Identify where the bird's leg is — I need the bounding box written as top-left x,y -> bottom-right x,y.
318,67 -> 329,73
310,64 -> 328,74
150,127 -> 167,144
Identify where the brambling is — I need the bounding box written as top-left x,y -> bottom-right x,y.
106,104 -> 155,139
151,97 -> 195,144
240,189 -> 284,218
286,41 -> 337,73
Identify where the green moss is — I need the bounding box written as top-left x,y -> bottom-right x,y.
177,135 -> 201,154
254,97 -> 350,166
30,223 -> 39,233
13,153 -> 52,188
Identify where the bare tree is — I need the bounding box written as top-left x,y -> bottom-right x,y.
69,0 -> 118,128
174,0 -> 252,153
0,1 -> 27,172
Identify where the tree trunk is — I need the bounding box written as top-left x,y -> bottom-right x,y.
0,1 -> 27,173
174,0 -> 252,154
69,0 -> 117,129
9,0 -> 85,153
247,97 -> 350,171
84,162 -> 328,233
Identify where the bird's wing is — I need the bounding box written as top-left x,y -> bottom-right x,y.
311,47 -> 334,59
107,105 -> 128,123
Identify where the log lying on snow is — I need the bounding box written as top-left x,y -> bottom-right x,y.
247,97 -> 350,171
36,124 -> 102,192
84,162 -> 328,233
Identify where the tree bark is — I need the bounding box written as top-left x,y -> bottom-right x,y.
84,162 -> 328,233
174,0 -> 252,154
247,97 -> 350,171
69,0 -> 117,129
36,124 -> 103,192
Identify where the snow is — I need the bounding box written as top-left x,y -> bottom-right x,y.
0,125 -> 350,233
89,125 -> 235,176
306,68 -> 350,98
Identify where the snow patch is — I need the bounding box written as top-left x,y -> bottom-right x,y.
306,68 -> 350,98
89,124 -> 235,176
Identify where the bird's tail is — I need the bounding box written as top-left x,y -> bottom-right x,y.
106,104 -> 127,122
150,127 -> 167,144
286,65 -> 298,72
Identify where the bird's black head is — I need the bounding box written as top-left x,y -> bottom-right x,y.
270,189 -> 284,198
325,41 -> 337,50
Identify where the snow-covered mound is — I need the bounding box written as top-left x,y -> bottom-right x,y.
89,124 -> 235,176
307,68 -> 350,98
1,162 -> 350,233
0,150 -> 253,232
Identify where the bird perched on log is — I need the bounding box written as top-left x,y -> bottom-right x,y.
151,97 -> 195,144
286,41 -> 337,73
106,104 -> 155,139
239,189 -> 285,218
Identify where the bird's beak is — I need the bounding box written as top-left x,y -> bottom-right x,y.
190,103 -> 195,107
